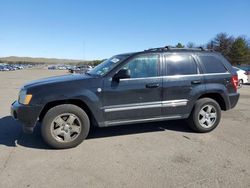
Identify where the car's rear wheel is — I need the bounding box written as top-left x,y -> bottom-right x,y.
187,98 -> 221,133
41,104 -> 90,149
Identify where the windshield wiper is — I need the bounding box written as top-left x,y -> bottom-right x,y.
85,72 -> 100,77
85,72 -> 92,76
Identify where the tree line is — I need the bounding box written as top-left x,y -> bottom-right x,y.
176,33 -> 250,65
92,33 -> 250,66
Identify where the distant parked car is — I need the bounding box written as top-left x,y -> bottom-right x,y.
48,65 -> 57,70
236,66 -> 250,75
57,65 -> 67,70
14,65 -> 24,70
243,67 -> 250,75
233,67 -> 249,87
69,65 -> 92,74
0,64 -> 27,71
5,65 -> 15,71
0,65 -> 9,71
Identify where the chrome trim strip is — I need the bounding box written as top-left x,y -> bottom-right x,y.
104,103 -> 162,112
103,101 -> 162,112
163,72 -> 230,78
103,99 -> 188,112
105,115 -> 182,126
162,99 -> 188,107
121,77 -> 162,81
119,72 -> 230,81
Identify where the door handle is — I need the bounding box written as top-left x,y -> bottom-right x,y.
146,83 -> 160,88
191,80 -> 202,84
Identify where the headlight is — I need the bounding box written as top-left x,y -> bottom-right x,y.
19,89 -> 32,105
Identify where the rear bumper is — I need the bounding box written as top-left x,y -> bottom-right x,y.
11,101 -> 43,133
228,93 -> 240,109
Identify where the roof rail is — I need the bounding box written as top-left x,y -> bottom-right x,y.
144,46 -> 174,52
145,46 -> 214,52
144,47 -> 166,52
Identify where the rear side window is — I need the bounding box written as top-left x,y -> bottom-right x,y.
165,54 -> 197,76
199,55 -> 227,73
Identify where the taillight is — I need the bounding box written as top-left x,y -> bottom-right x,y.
231,75 -> 238,92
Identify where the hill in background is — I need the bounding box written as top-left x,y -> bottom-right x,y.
0,56 -> 103,66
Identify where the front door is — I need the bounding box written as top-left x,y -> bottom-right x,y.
102,54 -> 163,125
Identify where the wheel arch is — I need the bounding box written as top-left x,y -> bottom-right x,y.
39,99 -> 98,127
197,93 -> 227,111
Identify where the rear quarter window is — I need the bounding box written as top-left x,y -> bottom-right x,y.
199,55 -> 228,73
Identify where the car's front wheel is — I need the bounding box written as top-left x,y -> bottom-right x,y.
41,104 -> 90,149
187,98 -> 221,133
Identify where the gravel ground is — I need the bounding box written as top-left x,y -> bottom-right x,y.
0,69 -> 249,188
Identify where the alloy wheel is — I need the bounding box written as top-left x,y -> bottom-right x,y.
50,113 -> 82,142
198,105 -> 217,128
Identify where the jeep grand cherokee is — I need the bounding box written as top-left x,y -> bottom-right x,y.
11,47 -> 240,148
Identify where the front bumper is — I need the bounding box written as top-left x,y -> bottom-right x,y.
11,101 -> 43,133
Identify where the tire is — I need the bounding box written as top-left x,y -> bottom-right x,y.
187,98 -> 221,133
41,104 -> 90,149
238,79 -> 243,88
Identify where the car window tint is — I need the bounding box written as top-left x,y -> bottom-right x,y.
165,54 -> 197,76
199,55 -> 227,73
122,55 -> 158,78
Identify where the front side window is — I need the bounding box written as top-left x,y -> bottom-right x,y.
199,55 -> 227,73
121,55 -> 158,78
165,54 -> 197,76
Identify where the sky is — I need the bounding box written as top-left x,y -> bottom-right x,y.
0,0 -> 249,60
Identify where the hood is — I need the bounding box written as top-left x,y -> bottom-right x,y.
23,74 -> 92,89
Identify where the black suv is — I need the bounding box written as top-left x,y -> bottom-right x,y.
11,47 -> 240,149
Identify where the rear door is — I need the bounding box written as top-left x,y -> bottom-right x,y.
162,52 -> 205,117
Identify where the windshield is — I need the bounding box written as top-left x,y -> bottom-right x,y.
87,55 -> 129,76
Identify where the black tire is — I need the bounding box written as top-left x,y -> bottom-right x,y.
238,79 -> 243,88
187,98 -> 221,133
41,104 -> 90,149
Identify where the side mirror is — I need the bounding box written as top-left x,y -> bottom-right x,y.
113,69 -> 131,81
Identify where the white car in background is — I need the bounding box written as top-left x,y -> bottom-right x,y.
233,67 -> 248,87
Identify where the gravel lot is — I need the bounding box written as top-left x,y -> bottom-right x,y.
0,69 -> 249,188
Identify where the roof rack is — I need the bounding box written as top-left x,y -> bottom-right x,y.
145,46 -> 213,52
144,47 -> 167,52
